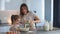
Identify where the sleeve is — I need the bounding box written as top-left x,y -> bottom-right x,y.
30,11 -> 37,20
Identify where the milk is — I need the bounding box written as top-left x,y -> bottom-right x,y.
43,21 -> 49,31
49,21 -> 53,31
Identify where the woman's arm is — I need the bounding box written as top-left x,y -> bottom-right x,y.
30,11 -> 41,23
29,16 -> 40,30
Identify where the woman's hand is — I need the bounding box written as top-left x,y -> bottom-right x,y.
34,16 -> 41,23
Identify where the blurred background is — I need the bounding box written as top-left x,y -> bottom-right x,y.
0,0 -> 53,27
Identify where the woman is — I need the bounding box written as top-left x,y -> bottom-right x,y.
20,3 -> 41,30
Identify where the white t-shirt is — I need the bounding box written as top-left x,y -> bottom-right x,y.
20,11 -> 36,21
20,11 -> 36,29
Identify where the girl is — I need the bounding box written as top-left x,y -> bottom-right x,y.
10,15 -> 20,31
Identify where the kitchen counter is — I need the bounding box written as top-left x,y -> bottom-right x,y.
0,24 -> 60,34
0,30 -> 60,34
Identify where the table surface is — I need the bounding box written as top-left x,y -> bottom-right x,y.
0,25 -> 60,34
0,25 -> 37,34
1,30 -> 60,34
0,30 -> 37,34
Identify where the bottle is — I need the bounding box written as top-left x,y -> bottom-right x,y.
49,21 -> 53,31
43,21 -> 49,31
25,20 -> 30,28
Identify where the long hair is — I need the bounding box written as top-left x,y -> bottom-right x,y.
20,3 -> 29,16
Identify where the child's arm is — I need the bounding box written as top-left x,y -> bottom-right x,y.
10,25 -> 20,31
10,25 -> 17,31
